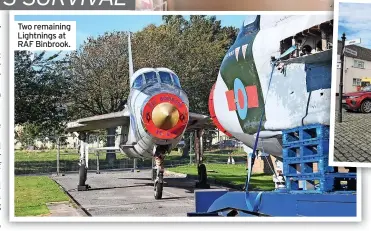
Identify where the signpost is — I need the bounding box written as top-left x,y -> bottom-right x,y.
344,47 -> 357,56
338,34 -> 361,123
338,33 -> 346,123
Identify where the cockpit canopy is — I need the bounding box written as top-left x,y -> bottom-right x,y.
132,70 -> 181,89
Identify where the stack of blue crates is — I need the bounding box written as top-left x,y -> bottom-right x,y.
282,124 -> 356,193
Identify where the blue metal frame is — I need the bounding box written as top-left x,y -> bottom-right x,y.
189,190 -> 356,217
188,124 -> 357,217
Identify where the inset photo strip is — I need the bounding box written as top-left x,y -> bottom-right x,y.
9,11 -> 359,221
330,0 -> 371,168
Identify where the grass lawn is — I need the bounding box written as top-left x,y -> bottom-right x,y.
15,176 -> 70,216
168,164 -> 275,191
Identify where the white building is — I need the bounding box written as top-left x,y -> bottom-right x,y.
335,40 -> 371,94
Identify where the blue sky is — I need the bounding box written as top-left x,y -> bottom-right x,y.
339,2 -> 371,49
15,15 -> 246,49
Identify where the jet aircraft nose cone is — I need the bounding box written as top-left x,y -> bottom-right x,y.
152,102 -> 179,130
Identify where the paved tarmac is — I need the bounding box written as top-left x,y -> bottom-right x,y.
334,97 -> 371,163
52,170 -> 227,217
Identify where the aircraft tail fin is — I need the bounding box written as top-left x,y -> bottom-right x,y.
128,32 -> 134,77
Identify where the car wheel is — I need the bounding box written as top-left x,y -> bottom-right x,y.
361,100 -> 371,113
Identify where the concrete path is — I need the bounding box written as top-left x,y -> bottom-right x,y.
46,202 -> 85,217
52,170 -> 228,217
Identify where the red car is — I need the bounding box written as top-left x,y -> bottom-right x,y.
342,85 -> 371,113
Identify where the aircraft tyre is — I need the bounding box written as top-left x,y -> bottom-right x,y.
154,170 -> 164,199
154,182 -> 163,200
77,164 -> 89,191
196,164 -> 210,189
79,164 -> 86,186
198,164 -> 207,183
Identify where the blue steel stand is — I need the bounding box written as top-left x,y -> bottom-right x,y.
187,124 -> 357,217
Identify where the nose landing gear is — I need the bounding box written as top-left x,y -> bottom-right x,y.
153,146 -> 167,200
154,169 -> 164,200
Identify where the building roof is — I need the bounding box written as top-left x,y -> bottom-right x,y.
337,40 -> 371,62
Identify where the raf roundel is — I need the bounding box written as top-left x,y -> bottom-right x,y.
233,78 -> 248,120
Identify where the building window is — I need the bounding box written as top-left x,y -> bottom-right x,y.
353,78 -> 361,86
354,60 -> 365,69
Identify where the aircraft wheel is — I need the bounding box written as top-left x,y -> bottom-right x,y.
79,164 -> 87,186
198,164 -> 207,182
154,182 -> 163,200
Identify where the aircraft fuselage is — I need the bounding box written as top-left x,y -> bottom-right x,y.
122,67 -> 189,159
209,15 -> 333,157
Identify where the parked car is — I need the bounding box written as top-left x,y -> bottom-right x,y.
342,85 -> 371,113
212,139 -> 239,149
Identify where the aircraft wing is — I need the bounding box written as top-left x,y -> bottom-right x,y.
66,107 -> 130,132
186,112 -> 215,131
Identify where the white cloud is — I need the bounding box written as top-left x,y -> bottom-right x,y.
339,2 -> 371,48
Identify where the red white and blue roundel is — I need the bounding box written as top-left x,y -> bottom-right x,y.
225,78 -> 259,120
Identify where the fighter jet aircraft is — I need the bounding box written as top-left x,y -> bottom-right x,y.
209,15 -> 333,160
66,33 -> 211,199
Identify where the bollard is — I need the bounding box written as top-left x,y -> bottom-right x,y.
57,139 -> 60,176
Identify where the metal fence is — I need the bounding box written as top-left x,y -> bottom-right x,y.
14,133 -> 248,175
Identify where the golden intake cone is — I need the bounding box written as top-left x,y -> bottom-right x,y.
152,102 -> 179,130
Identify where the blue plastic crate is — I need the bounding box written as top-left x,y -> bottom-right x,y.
283,157 -> 334,176
282,124 -> 330,146
282,139 -> 329,159
285,172 -> 356,192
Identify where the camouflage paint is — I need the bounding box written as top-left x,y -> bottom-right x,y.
219,16 -> 266,134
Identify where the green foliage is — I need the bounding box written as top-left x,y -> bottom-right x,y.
14,51 -> 70,137
133,15 -> 237,114
64,32 -> 131,118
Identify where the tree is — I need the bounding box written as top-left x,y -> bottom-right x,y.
65,32 -> 131,163
133,16 -> 237,156
15,51 -> 70,139
133,15 -> 237,115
